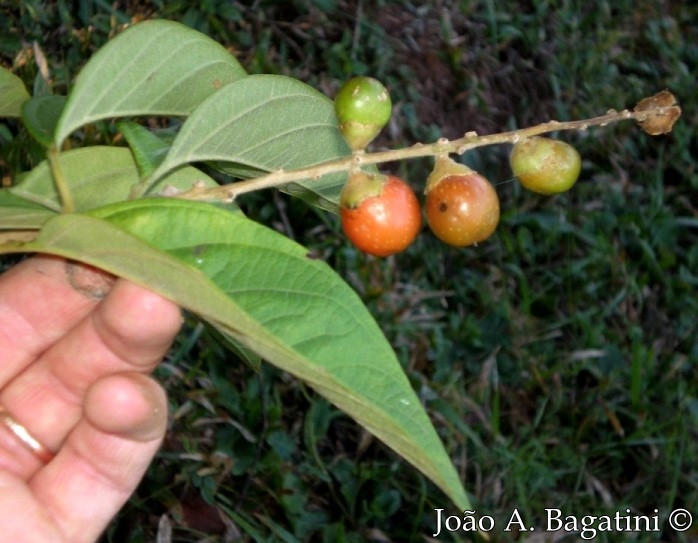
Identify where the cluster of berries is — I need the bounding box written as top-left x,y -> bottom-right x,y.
335,77 -> 582,257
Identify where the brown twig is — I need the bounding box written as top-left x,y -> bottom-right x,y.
172,96 -> 679,204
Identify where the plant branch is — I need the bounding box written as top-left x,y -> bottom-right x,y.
173,99 -> 679,203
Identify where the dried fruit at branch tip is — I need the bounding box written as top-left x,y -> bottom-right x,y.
634,90 -> 681,135
510,137 -> 581,195
340,171 -> 421,257
335,76 -> 392,151
424,156 -> 500,247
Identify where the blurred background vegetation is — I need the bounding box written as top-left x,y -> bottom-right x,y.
1,1 -> 696,541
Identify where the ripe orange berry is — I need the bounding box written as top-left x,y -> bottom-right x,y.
424,157 -> 500,247
340,172 -> 421,257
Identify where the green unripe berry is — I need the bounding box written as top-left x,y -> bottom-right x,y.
335,76 -> 392,151
510,137 -> 582,195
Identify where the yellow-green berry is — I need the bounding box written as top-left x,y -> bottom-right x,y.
335,76 -> 392,151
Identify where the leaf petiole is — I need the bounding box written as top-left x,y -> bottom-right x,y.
48,146 -> 75,213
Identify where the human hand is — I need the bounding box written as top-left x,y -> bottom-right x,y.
0,255 -> 182,543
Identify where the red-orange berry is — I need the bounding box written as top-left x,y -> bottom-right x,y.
424,157 -> 500,247
340,172 -> 421,257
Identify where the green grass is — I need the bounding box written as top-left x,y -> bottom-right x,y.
2,1 -> 697,541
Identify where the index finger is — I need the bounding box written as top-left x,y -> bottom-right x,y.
0,256 -> 108,388
0,255 -> 182,456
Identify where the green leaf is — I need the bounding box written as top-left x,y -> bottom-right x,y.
7,146 -> 222,213
54,20 -> 247,147
116,120 -> 172,178
205,323 -> 262,372
21,95 -> 67,146
1,199 -> 472,512
0,67 -> 30,117
0,190 -> 57,230
150,74 -> 351,213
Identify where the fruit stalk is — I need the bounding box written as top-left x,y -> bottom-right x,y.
172,95 -> 679,203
